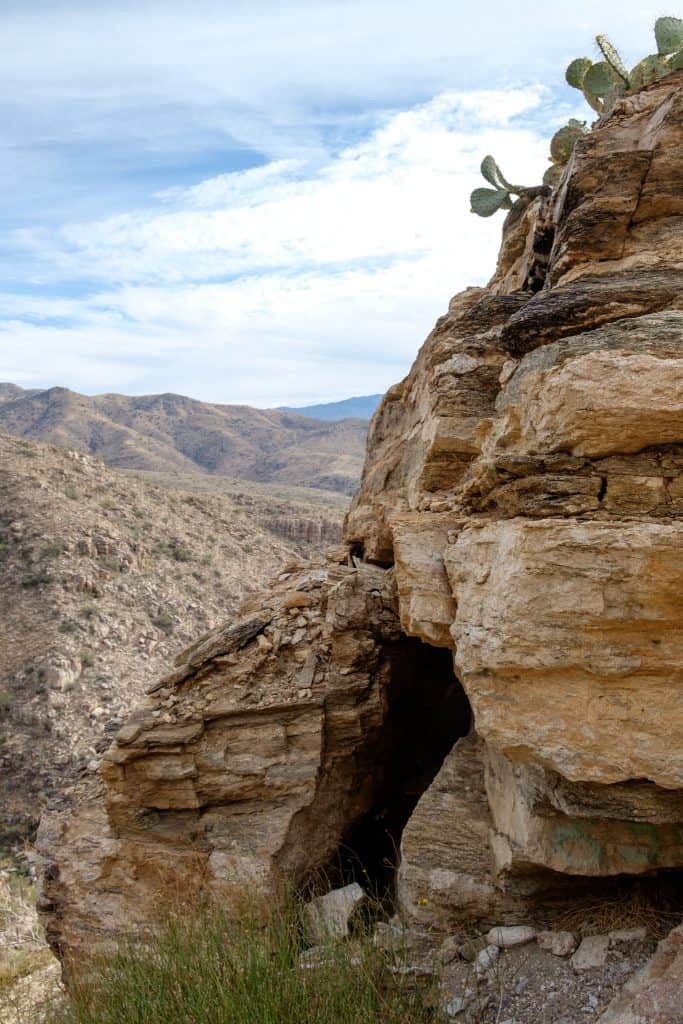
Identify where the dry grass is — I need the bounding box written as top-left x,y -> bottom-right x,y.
556,880 -> 681,939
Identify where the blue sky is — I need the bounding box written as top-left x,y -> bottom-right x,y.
0,0 -> 659,406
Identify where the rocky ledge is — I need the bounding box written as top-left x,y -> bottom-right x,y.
37,72 -> 683,1019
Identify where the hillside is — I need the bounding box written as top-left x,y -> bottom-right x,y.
0,385 -> 368,495
280,394 -> 382,421
0,432 -> 344,839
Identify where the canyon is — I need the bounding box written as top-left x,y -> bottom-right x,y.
34,71 -> 683,1021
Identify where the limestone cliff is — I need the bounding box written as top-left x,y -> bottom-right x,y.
37,73 -> 683,967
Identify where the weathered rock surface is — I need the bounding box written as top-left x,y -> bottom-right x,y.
38,558 -> 469,959
38,71 -> 683,1019
597,925 -> 683,1023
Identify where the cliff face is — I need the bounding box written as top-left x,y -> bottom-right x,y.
38,74 -> 683,962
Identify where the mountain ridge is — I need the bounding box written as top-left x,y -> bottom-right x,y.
280,394 -> 382,421
0,384 -> 369,495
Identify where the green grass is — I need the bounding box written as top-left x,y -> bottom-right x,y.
50,896 -> 436,1024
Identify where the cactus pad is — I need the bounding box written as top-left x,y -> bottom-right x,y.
630,54 -> 671,88
655,16 -> 683,55
480,156 -> 509,191
550,121 -> 588,163
470,187 -> 513,217
583,60 -> 624,97
543,164 -> 564,188
596,34 -> 631,84
566,58 -> 592,88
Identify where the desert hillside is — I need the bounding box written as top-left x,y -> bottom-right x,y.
0,431 -> 344,841
0,385 -> 369,495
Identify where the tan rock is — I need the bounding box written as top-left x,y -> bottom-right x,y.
537,931 -> 577,957
448,519 -> 683,787
571,935 -> 610,972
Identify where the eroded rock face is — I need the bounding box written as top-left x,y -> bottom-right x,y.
39,73 -> 683,966
346,73 -> 683,921
38,557 -> 470,959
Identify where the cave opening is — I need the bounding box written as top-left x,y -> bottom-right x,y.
329,636 -> 471,899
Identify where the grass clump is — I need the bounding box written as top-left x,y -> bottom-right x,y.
50,895 -> 435,1024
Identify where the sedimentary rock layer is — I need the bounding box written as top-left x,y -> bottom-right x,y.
38,73 -> 683,971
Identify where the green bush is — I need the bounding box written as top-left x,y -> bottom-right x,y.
50,897 -> 435,1024
20,571 -> 51,587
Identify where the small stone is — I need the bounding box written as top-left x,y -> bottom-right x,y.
443,996 -> 466,1018
304,883 -> 365,943
299,946 -> 329,970
486,925 -> 536,948
537,930 -> 578,956
571,935 -> 610,971
116,720 -> 141,745
439,935 -> 462,965
458,938 -> 485,962
476,944 -> 499,973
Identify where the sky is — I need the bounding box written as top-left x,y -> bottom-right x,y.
0,0 -> 659,406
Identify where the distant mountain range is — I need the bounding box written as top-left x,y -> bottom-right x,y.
280,394 -> 382,421
0,384 -> 376,495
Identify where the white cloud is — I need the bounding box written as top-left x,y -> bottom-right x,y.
2,86 -> 557,405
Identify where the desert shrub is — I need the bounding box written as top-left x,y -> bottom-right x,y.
151,612 -> 174,634
20,571 -> 51,587
156,540 -> 193,563
79,651 -> 95,668
64,485 -> 79,500
41,543 -> 63,559
50,896 -> 435,1024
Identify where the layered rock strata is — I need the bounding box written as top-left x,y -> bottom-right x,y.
39,73 -> 683,968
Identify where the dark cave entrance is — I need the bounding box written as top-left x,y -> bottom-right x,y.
330,637 -> 471,898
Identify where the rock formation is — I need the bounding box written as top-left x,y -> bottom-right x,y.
38,72 -> 683,981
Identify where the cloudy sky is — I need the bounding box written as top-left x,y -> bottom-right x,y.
0,1 -> 656,406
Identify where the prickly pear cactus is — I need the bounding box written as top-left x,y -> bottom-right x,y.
470,157 -> 531,217
471,16 -> 682,219
566,17 -> 683,116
